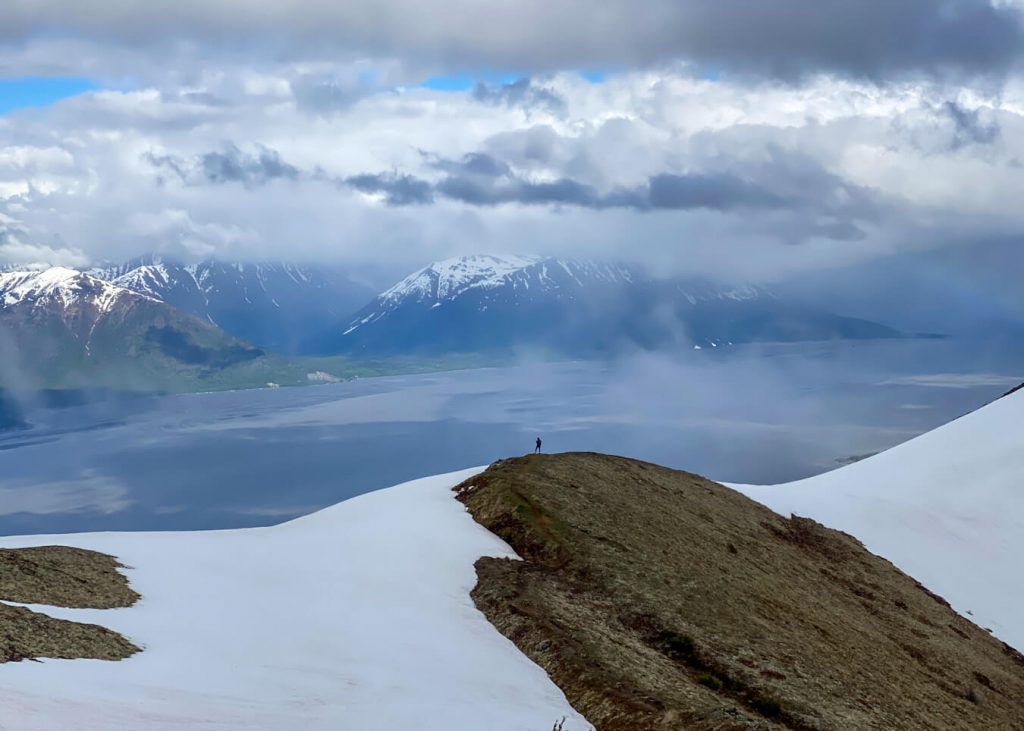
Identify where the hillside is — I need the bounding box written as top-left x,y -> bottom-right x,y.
736,384 -> 1024,653
326,254 -> 902,356
457,453 -> 1024,730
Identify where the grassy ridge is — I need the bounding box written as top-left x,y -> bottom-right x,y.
457,453 -> 1024,730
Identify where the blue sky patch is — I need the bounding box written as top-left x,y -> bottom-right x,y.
419,69 -> 610,92
0,77 -> 97,115
419,71 -> 525,92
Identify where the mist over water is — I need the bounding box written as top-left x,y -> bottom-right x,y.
0,338 -> 1019,536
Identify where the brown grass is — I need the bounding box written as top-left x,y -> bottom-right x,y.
457,453 -> 1024,730
0,545 -> 141,663
0,603 -> 139,662
0,546 -> 139,608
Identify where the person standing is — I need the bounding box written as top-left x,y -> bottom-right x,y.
535,437 -> 542,454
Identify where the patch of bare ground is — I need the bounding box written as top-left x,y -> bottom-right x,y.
0,545 -> 140,663
0,603 -> 138,662
456,453 -> 1024,730
0,546 -> 139,608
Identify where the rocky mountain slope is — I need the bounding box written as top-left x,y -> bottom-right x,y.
92,257 -> 374,354
457,453 -> 1024,730
0,267 -> 263,389
328,254 -> 902,355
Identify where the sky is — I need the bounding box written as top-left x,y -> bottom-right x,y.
0,0 -> 1022,326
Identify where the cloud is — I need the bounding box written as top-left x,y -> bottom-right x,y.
437,172 -> 597,207
147,145 -> 300,188
290,73 -> 373,114
148,141 -> 828,215
346,172 -> 434,206
645,173 -> 784,211
0,233 -> 89,269
201,145 -> 300,185
421,164 -> 802,213
0,60 -> 1020,317
164,141 -> 875,241
944,101 -> 1001,149
434,152 -> 512,178
472,78 -> 566,115
342,147 -> 878,245
0,215 -> 88,269
0,1 -> 1021,82
0,4 -> 1016,333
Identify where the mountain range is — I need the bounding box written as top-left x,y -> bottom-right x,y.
90,257 -> 374,354
1,254 -> 912,390
327,254 -> 902,355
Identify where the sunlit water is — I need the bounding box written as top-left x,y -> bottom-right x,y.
0,339 -> 1019,536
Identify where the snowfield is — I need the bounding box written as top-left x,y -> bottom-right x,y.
735,387 -> 1024,652
0,469 -> 591,731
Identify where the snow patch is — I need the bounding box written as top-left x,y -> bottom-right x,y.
0,469 -> 591,730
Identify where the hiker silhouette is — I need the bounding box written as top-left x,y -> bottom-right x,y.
535,437 -> 542,454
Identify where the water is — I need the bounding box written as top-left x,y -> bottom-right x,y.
0,339 -> 1019,536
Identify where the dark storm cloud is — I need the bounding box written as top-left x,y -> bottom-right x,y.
143,140 -> 876,240
437,173 -> 599,207
646,173 -> 784,210
781,235 -> 1024,335
945,101 -> 1001,149
431,152 -> 512,178
472,78 -> 566,115
347,148 -> 878,242
143,152 -> 190,184
146,145 -> 300,188
5,0 -> 1022,81
345,173 -> 435,206
661,0 -> 1024,81
201,145 -> 300,185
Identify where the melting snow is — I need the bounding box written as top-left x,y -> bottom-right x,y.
0,469 -> 591,730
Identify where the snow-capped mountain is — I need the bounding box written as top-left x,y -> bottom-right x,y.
1,266 -> 142,315
326,254 -> 901,355
0,267 -> 263,387
91,257 -> 374,354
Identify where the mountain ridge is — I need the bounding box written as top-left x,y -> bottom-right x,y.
458,452 -> 1024,730
330,253 -> 902,355
89,255 -> 375,354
